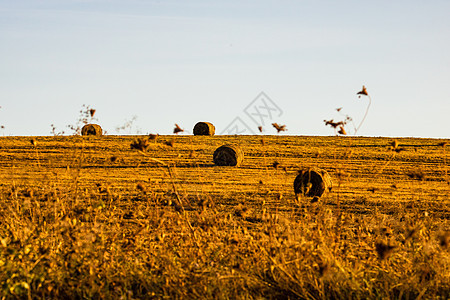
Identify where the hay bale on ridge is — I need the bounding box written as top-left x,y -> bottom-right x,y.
81,124 -> 103,136
193,122 -> 215,136
213,144 -> 244,166
294,168 -> 332,199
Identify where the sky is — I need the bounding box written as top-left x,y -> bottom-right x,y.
1,0 -> 449,138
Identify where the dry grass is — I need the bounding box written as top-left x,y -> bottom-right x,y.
0,135 -> 449,299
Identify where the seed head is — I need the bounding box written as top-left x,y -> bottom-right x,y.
272,123 -> 286,133
357,85 -> 368,97
324,119 -> 345,129
173,124 -> 184,134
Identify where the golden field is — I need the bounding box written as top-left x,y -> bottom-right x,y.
0,134 -> 449,299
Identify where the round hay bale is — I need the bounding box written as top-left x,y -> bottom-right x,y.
81,124 -> 102,136
193,122 -> 215,136
213,144 -> 244,166
294,168 -> 332,198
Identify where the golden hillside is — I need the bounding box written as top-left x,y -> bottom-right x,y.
0,135 -> 449,298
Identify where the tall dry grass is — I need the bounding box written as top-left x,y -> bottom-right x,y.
0,135 -> 449,299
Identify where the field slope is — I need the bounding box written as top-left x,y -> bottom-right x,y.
0,135 -> 449,299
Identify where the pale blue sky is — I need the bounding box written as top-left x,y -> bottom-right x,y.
1,0 -> 449,137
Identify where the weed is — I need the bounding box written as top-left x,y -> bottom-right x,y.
173,124 -> 184,134
355,85 -> 372,134
324,86 -> 372,136
115,115 -> 141,134
271,123 -> 286,133
50,105 -> 99,136
50,124 -> 65,136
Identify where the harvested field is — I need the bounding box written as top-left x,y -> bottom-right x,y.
0,135 -> 449,299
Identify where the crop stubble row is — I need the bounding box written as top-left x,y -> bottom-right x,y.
0,135 -> 448,217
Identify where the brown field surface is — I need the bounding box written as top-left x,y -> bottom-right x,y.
0,135 -> 449,299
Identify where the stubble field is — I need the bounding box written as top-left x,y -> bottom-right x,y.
0,135 -> 449,299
